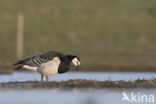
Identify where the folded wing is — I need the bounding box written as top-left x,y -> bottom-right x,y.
13,51 -> 64,71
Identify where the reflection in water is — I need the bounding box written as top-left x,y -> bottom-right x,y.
0,72 -> 156,82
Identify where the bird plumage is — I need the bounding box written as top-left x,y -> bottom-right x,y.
13,51 -> 64,67
13,51 -> 80,82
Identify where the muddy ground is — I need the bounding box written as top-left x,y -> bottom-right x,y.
80,65 -> 156,72
0,65 -> 12,74
1,65 -> 156,89
1,65 -> 156,74
0,79 -> 156,89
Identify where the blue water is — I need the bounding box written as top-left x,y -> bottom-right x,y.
0,72 -> 156,104
0,71 -> 156,82
0,89 -> 156,104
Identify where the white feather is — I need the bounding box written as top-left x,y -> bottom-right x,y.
38,57 -> 61,75
23,65 -> 38,71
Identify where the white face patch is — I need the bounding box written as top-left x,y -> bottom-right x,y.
72,58 -> 80,66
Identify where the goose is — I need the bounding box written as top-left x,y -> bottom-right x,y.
13,51 -> 80,82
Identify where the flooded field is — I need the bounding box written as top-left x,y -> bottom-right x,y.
0,88 -> 156,104
0,72 -> 156,104
0,72 -> 156,82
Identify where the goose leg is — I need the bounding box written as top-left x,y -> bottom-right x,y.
45,75 -> 49,83
41,74 -> 43,82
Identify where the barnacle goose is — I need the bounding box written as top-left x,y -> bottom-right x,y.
13,51 -> 80,82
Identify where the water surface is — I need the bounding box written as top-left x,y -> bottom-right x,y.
0,72 -> 156,82
0,89 -> 156,104
0,72 -> 156,104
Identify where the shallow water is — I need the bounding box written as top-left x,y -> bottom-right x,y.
0,72 -> 156,82
0,89 -> 156,104
1,72 -> 156,104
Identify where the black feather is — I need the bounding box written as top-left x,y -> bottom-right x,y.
13,60 -> 25,65
15,66 -> 23,69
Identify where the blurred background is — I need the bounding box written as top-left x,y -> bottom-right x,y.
1,1 -> 156,104
0,0 -> 156,71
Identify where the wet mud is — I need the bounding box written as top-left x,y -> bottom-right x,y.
0,79 -> 156,89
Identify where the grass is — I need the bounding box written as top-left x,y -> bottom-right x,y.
0,0 -> 156,67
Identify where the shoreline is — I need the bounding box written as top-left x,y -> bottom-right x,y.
0,79 -> 156,89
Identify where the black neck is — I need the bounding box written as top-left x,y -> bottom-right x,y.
58,56 -> 72,73
65,55 -> 76,62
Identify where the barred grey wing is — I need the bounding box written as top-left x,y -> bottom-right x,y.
20,51 -> 64,67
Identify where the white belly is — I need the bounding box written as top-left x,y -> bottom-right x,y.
38,57 -> 61,75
